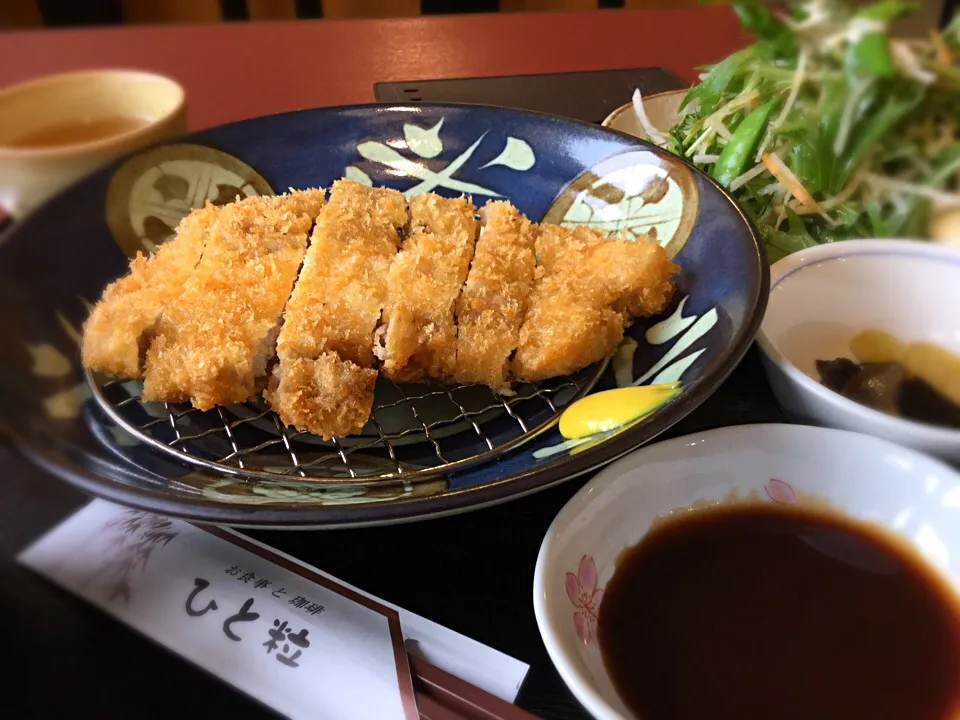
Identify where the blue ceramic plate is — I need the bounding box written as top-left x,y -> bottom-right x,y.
0,103 -> 767,527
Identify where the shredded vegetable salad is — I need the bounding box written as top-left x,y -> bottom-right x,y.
636,0 -> 960,262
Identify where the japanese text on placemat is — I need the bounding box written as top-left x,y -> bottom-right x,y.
224,564 -> 327,615
185,577 -> 317,668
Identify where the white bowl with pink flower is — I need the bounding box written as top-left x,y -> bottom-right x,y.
533,423 -> 960,720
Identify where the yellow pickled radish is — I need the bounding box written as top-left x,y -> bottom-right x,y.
902,342 -> 960,406
849,329 -> 907,364
559,383 -> 681,440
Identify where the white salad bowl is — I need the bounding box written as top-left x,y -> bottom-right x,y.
756,239 -> 960,463
533,423 -> 960,720
601,89 -> 685,141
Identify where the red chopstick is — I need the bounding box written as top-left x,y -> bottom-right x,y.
409,654 -> 541,720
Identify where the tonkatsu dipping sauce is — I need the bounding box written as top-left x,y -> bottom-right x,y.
596,503 -> 960,720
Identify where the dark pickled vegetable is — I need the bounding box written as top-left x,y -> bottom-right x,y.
901,379 -> 960,429
817,357 -> 960,429
840,362 -> 906,415
816,357 -> 860,393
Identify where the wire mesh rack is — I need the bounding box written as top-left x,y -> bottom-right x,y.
86,361 -> 607,485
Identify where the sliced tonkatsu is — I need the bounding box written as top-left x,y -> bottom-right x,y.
81,183 -> 679,441
380,193 -> 478,383
81,204 -> 219,379
451,201 -> 537,390
141,190 -> 325,410
266,180 -> 405,439
513,224 -> 677,382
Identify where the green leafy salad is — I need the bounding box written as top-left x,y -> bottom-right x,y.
634,0 -> 960,261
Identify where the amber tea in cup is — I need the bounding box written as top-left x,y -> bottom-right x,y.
6,116 -> 154,150
0,69 -> 187,218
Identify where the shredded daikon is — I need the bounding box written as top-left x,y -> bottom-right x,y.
788,0 -> 828,31
756,50 -> 808,163
631,88 -> 670,147
774,208 -> 787,230
818,173 -> 863,211
890,40 -> 937,85
707,119 -> 733,141
834,79 -> 872,157
728,162 -> 769,192
691,153 -> 720,165
892,192 -> 910,214
678,97 -> 700,117
684,127 -> 716,158
865,174 -> 960,206
702,90 -> 760,131
891,40 -> 937,84
660,0 -> 960,256
847,17 -> 886,44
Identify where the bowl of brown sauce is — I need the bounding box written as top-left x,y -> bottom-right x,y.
534,423 -> 960,720
756,239 -> 960,463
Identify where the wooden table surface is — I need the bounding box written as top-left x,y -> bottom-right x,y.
0,6 -> 746,129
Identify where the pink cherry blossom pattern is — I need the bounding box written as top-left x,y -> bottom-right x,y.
565,555 -> 605,645
765,477 -> 797,504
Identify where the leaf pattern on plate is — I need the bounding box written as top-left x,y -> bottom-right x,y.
348,117 -> 536,199
344,166 -> 373,186
404,119 -> 444,158
481,137 -> 535,171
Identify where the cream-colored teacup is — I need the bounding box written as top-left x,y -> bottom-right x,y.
0,69 -> 187,219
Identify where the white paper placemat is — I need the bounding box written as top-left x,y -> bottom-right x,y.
19,500 -> 529,719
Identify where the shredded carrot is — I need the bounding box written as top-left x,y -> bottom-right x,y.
789,173 -> 863,213
930,29 -> 953,65
761,152 -> 837,226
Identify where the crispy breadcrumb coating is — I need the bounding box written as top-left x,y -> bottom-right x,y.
512,225 -> 678,382
381,193 -> 478,383
82,185 -> 680,441
452,200 -> 536,389
80,204 -> 218,379
141,190 -> 325,410
274,180 -> 405,368
265,353 -> 377,441
268,180 -> 405,438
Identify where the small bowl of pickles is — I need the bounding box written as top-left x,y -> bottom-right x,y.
756,239 -> 960,463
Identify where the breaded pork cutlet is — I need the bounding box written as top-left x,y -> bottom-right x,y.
80,205 -> 219,379
267,180 -> 406,439
512,225 -> 677,382
264,354 -> 378,441
274,180 -> 405,367
452,201 -> 536,390
141,190 -> 325,410
380,193 -> 478,383
81,182 -> 682,443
